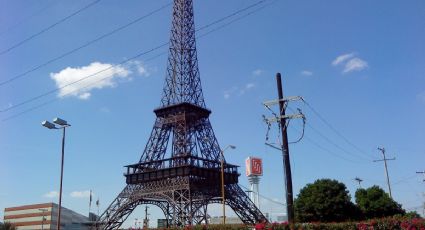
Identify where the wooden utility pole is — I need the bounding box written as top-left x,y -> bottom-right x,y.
263,73 -> 304,225
276,73 -> 294,225
374,147 -> 395,198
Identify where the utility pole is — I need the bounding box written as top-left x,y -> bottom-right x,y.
262,73 -> 305,225
277,73 -> 294,225
143,206 -> 149,229
417,171 -> 425,217
423,193 -> 425,217
354,177 -> 363,188
422,192 -> 425,217
374,147 -> 395,198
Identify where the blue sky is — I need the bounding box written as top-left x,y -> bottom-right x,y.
1,0 -> 425,227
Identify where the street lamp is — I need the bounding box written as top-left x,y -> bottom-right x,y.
220,145 -> 236,225
42,117 -> 71,230
38,208 -> 48,230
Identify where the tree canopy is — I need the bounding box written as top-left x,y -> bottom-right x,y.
355,185 -> 405,219
294,178 -> 359,222
0,222 -> 17,230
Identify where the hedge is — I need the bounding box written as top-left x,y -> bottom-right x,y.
153,217 -> 425,230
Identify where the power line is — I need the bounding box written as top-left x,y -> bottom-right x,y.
392,174 -> 418,185
0,0 -> 272,112
302,133 -> 363,164
1,41 -> 169,114
1,0 -> 277,121
239,184 -> 286,206
0,0 -> 269,87
301,99 -> 374,160
287,106 -> 374,162
0,0 -> 102,56
0,0 -> 59,38
267,108 -> 363,164
0,2 -> 172,87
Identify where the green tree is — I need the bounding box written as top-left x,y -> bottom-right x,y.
294,178 -> 359,222
0,222 -> 17,230
404,211 -> 421,219
355,185 -> 405,219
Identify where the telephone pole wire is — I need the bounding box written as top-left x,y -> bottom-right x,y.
374,147 -> 395,198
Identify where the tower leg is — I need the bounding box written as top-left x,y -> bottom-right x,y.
224,184 -> 266,225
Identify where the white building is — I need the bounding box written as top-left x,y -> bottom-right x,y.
3,203 -> 90,230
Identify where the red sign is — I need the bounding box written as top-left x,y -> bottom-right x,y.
245,157 -> 263,176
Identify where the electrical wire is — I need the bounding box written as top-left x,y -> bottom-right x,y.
0,0 -> 59,38
1,0 -> 278,121
287,106 -> 372,161
2,61 -> 135,122
3,50 -> 170,122
302,134 -> 364,164
0,0 -> 273,112
285,116 -> 364,164
393,174 -> 419,186
288,108 -> 305,144
239,184 -> 286,206
0,2 -> 172,87
262,96 -> 366,164
0,0 -> 102,56
301,99 -> 375,160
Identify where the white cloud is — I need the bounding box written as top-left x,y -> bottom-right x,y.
223,83 -> 255,99
300,70 -> 313,76
50,61 -> 149,100
417,91 -> 425,103
130,60 -> 150,77
332,53 -> 355,66
43,191 -> 58,198
70,190 -> 92,198
252,69 -> 264,76
223,86 -> 238,99
245,83 -> 255,89
343,57 -> 368,73
332,53 -> 368,74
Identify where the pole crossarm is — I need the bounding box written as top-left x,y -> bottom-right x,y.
262,96 -> 303,107
264,114 -> 305,123
416,171 -> 425,182
373,157 -> 396,162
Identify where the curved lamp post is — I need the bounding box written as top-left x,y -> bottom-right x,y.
220,145 -> 236,225
42,117 -> 71,230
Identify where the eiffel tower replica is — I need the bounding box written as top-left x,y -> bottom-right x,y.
96,0 -> 266,228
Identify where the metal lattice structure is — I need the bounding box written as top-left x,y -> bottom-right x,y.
95,0 -> 266,228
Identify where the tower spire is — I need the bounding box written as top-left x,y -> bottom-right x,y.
161,0 -> 205,107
